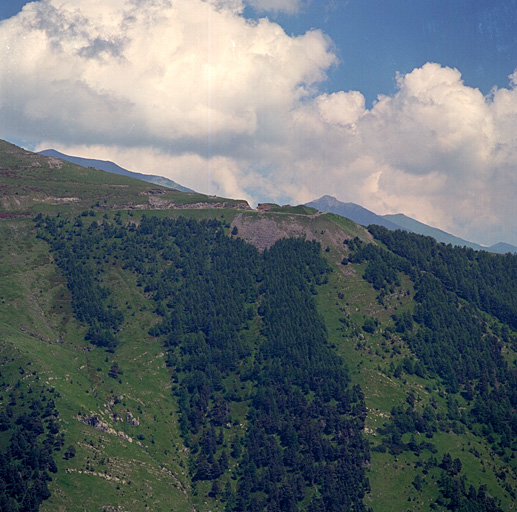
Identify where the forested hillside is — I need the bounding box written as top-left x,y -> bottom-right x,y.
33,214 -> 371,511
1,142 -> 516,512
344,229 -> 517,511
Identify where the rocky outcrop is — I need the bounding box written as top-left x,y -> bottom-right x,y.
230,212 -> 319,251
146,195 -> 251,210
78,414 -> 134,443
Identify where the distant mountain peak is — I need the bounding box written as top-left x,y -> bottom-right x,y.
306,196 -> 404,232
318,194 -> 342,205
307,196 -> 516,254
38,149 -> 194,193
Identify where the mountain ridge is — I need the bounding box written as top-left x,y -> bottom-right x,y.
307,194 -> 517,254
382,213 -> 486,251
306,195 -> 404,232
38,148 -> 195,194
33,150 -> 516,254
0,139 -> 249,216
1,139 -> 517,512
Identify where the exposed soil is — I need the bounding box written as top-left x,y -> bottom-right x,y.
230,212 -> 321,251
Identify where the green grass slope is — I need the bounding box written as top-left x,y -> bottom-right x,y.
0,140 -> 250,217
1,140 -> 516,512
315,256 -> 516,511
0,219 -> 194,512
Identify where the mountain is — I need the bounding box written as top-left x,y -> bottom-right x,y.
382,212 -> 517,254
306,195 -> 404,231
308,195 -> 517,254
38,148 -> 195,193
384,213 -> 517,254
382,213 -> 485,250
0,139 -> 249,217
1,140 -> 517,512
488,241 -> 517,254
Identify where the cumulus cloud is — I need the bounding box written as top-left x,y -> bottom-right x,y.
317,91 -> 365,127
247,62 -> 517,245
1,0 -> 335,148
1,1 -> 517,245
307,63 -> 517,246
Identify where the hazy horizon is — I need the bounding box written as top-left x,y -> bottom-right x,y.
1,0 -> 516,246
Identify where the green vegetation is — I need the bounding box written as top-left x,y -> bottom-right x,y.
0,139 -> 249,217
266,205 -> 318,215
0,347 -> 62,512
35,215 -> 371,511
1,140 -> 516,511
330,232 -> 516,511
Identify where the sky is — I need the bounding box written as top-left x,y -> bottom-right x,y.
1,0 -> 516,246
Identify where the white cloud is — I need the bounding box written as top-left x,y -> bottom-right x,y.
361,64 -> 515,243
47,144 -> 257,203
0,0 -> 335,148
317,91 -> 365,127
1,2 -> 517,246
274,63 -> 517,245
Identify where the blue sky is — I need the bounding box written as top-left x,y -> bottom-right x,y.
0,0 -> 516,246
0,0 -> 28,19
4,0 -> 516,102
243,0 -> 517,104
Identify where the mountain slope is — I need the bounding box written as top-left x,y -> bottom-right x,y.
38,148 -> 194,193
308,194 -> 517,254
384,214 -> 517,254
306,195 -> 403,231
383,213 -> 483,251
1,140 -> 517,512
488,241 -> 517,253
0,139 -> 249,217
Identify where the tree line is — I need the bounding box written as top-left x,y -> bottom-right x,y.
38,214 -> 372,511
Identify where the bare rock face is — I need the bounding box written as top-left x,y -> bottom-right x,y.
230,212 -> 319,251
146,195 -> 251,210
78,413 -> 135,443
79,414 -> 110,432
126,411 -> 140,426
